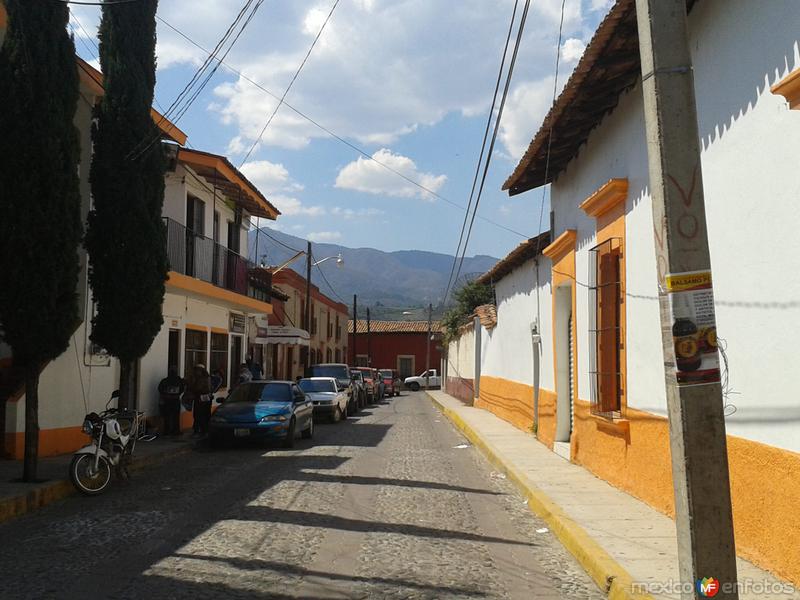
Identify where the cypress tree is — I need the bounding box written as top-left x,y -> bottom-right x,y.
0,1 -> 83,481
85,0 -> 167,410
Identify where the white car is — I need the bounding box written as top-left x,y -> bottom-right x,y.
403,369 -> 441,392
298,377 -> 349,422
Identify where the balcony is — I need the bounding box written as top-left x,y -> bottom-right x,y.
164,217 -> 272,312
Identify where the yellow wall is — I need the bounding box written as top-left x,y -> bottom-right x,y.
476,376 -> 535,432
472,373 -> 800,584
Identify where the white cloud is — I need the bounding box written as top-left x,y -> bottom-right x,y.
240,160 -> 290,193
307,231 -> 342,242
561,38 -> 587,63
271,195 -> 327,217
589,0 -> 614,12
499,76 -> 563,161
330,206 -> 385,220
334,149 -> 446,200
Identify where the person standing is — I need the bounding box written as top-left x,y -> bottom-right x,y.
188,364 -> 211,436
158,366 -> 185,436
238,363 -> 253,386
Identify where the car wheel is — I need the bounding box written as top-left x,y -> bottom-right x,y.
282,418 -> 296,448
409,382 -> 420,392
301,418 -> 314,439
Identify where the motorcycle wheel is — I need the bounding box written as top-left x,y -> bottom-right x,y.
70,453 -> 112,495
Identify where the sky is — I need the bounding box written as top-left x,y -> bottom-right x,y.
68,0 -> 612,260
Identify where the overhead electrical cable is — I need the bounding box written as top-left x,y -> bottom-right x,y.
535,0 -> 568,251
442,0 -> 520,308
154,16 -> 529,240
239,0 -> 340,166
443,0 -> 531,306
127,0 -> 263,160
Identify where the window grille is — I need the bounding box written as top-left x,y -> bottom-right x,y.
588,237 -> 623,419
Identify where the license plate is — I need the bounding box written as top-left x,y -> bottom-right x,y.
234,428 -> 250,437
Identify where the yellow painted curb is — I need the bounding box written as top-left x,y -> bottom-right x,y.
428,393 -> 654,600
0,444 -> 193,525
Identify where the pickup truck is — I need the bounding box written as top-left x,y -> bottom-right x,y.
403,369 -> 441,391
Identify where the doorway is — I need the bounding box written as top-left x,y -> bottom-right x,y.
229,334 -> 243,387
554,284 -> 574,452
168,329 -> 181,373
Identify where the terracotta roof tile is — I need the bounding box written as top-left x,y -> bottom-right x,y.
347,320 -> 443,334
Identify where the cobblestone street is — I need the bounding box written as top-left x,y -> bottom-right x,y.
0,392 -> 603,599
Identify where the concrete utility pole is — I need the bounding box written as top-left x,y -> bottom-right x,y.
351,294 -> 357,366
425,303 -> 432,390
304,240 -> 312,373
635,1 -> 738,597
366,308 -> 371,366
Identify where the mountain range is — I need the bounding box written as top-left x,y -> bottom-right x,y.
247,228 -> 498,319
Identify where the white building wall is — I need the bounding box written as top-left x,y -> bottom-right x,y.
547,0 -> 800,453
446,325 -> 475,382
481,256 -> 554,393
164,165 -> 250,257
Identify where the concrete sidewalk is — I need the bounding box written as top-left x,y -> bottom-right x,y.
0,435 -> 194,524
428,390 -> 799,600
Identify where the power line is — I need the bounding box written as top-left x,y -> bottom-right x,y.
154,16 -> 530,240
442,0 -> 520,308
239,0 -> 340,166
444,0 -> 531,306
535,0 -> 568,252
314,260 -> 345,304
128,0 -> 263,161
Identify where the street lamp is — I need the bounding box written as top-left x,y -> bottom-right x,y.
266,246 -> 344,374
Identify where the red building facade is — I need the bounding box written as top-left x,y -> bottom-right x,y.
347,320 -> 442,379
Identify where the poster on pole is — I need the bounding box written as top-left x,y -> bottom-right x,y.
665,270 -> 720,386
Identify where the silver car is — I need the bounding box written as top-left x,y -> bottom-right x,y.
298,377 -> 349,423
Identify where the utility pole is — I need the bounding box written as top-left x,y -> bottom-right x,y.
425,303 -> 432,390
635,1 -> 738,597
351,294 -> 357,366
304,239 -> 312,373
366,307 -> 371,367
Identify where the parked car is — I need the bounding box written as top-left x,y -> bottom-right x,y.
352,367 -> 378,403
306,363 -> 357,415
209,381 -> 313,448
299,377 -> 348,422
404,369 -> 441,392
348,370 -> 368,409
379,369 -> 402,397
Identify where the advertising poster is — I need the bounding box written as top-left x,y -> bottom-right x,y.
665,270 -> 721,386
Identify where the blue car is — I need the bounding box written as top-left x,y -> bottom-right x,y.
209,381 -> 314,447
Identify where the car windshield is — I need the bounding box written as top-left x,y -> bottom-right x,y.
350,371 -> 363,381
379,370 -> 393,378
226,382 -> 292,403
299,379 -> 335,393
308,365 -> 349,380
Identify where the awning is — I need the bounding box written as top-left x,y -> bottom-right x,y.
253,325 -> 310,346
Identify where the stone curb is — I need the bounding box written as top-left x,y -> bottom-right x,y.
428,392 -> 654,600
0,442 -> 194,525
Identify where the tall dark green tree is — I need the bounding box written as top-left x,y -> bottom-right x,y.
85,0 -> 167,410
0,1 -> 82,481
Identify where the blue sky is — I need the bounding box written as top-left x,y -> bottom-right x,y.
69,0 -> 610,259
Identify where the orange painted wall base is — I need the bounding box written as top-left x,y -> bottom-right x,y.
3,426 -> 87,460
470,375 -> 800,585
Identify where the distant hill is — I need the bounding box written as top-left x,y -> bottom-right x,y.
247,228 -> 498,319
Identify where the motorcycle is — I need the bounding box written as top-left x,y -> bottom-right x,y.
69,390 -> 154,495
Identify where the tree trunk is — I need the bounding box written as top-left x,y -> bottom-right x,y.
118,359 -> 135,410
22,365 -> 39,482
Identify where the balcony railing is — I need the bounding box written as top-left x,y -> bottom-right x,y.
164,217 -> 271,303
